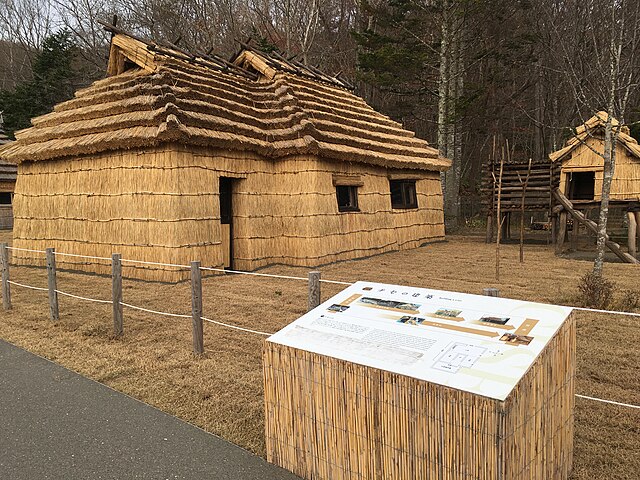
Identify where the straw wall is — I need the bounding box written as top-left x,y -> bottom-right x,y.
229,157 -> 445,270
263,314 -> 575,480
12,144 -> 224,281
559,138 -> 640,200
12,143 -> 445,280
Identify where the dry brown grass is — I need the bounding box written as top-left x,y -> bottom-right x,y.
0,230 -> 638,480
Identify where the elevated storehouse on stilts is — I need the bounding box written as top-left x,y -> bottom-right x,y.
550,112 -> 640,203
549,112 -> 640,261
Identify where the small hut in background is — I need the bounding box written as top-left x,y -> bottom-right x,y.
549,112 -> 640,261
0,112 -> 16,229
482,112 -> 640,264
550,112 -> 640,202
482,158 -> 559,242
0,26 -> 450,281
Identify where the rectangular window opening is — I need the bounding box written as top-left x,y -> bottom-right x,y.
336,185 -> 359,212
0,192 -> 11,205
390,180 -> 418,209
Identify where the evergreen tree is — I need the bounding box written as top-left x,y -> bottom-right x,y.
0,30 -> 77,138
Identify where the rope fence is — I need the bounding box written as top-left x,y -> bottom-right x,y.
202,316 -> 273,336
6,245 -> 354,285
7,280 -> 48,292
55,289 -> 112,304
1,242 -> 639,410
120,302 -> 191,318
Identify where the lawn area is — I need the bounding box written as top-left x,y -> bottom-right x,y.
0,230 -> 638,479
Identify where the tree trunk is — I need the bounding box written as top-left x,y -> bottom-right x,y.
441,2 -> 463,230
438,2 -> 450,204
593,114 -> 616,277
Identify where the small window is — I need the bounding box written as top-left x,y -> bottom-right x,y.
0,192 -> 11,205
336,185 -> 359,212
390,180 -> 418,209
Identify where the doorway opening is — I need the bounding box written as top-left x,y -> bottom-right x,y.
219,177 -> 235,269
567,171 -> 595,201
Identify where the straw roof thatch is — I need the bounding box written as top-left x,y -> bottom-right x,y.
0,28 -> 450,172
549,111 -> 640,163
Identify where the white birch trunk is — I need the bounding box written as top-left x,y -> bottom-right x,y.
437,5 -> 450,205
593,115 -> 617,277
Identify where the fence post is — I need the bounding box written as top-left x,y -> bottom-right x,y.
1,243 -> 10,310
112,253 -> 123,337
483,288 -> 499,297
46,248 -> 59,321
191,261 -> 204,355
308,271 -> 321,311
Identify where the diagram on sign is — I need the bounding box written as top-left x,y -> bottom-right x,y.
433,343 -> 487,373
268,281 -> 573,400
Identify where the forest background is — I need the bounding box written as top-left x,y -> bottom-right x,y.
1,0 -> 639,229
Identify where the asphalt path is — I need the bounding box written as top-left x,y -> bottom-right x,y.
0,339 -> 300,480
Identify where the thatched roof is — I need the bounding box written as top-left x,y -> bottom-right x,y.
0,28 -> 450,172
549,111 -> 640,163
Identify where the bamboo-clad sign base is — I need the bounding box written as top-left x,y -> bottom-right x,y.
263,282 -> 575,480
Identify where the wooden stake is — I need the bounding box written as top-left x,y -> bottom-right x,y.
556,212 -> 567,254
191,261 -> 204,355
570,218 -> 578,252
485,214 -> 493,244
518,158 -> 532,263
46,248 -> 59,321
627,211 -> 637,258
501,213 -> 509,240
112,253 -> 123,337
1,243 -> 10,310
308,271 -> 321,311
495,146 -> 505,282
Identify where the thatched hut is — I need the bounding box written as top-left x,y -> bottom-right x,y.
0,114 -> 16,229
0,28 -> 450,281
550,112 -> 640,202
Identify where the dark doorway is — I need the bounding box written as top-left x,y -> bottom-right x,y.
219,177 -> 234,269
567,171 -> 595,200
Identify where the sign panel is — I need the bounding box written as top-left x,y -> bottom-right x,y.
267,281 -> 573,401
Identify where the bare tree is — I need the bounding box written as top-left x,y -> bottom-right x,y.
545,0 -> 640,277
0,0 -> 57,86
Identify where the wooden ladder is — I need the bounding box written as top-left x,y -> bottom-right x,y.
552,188 -> 639,264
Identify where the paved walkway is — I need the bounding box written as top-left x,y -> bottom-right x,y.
0,339 -> 300,480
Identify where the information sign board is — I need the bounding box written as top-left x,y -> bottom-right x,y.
268,281 -> 573,401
